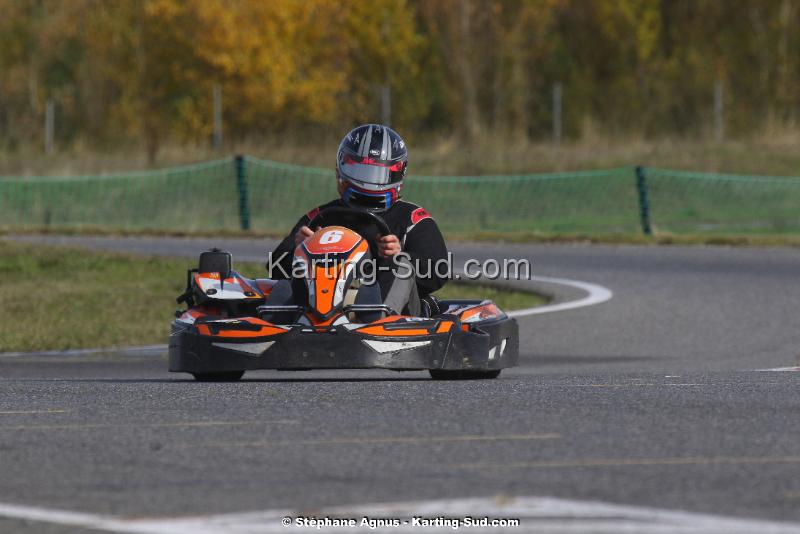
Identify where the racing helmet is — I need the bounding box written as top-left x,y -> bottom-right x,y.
336,124 -> 408,211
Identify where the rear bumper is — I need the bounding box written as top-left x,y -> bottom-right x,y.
169,318 -> 518,373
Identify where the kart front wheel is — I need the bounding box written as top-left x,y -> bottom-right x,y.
192,371 -> 244,382
429,369 -> 501,380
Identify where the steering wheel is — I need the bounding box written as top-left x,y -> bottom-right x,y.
307,206 -> 392,260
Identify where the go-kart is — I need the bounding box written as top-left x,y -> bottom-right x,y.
169,207 -> 518,381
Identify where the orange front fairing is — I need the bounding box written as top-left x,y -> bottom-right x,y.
299,231 -> 369,320
458,303 -> 504,323
195,317 -> 287,339
357,317 -> 456,337
303,226 -> 362,255
313,262 -> 340,316
436,320 -> 455,333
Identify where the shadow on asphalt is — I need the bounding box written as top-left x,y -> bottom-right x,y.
238,377 -> 436,383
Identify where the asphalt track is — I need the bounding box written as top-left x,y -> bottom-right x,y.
2,235 -> 800,533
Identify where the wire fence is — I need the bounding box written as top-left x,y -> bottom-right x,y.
645,168 -> 800,235
0,158 -> 238,232
1,155 -> 799,236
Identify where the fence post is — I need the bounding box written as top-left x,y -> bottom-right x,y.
235,155 -> 251,231
635,166 -> 652,235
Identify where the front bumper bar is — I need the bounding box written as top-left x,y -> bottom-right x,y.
169,318 -> 518,373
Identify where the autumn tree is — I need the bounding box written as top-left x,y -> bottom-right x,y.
2,0 -> 800,159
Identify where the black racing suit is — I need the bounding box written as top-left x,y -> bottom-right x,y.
268,199 -> 449,312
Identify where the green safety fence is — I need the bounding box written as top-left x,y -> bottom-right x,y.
1,155 -> 799,236
247,157 -> 640,234
0,158 -> 239,232
644,167 -> 800,235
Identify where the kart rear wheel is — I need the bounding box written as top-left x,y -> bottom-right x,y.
192,371 -> 244,382
429,369 -> 501,380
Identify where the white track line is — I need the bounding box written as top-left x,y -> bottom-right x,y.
1,495 -> 800,533
508,275 -> 613,318
452,268 -> 613,318
0,502 -> 120,531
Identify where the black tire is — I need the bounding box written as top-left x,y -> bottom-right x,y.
192,371 -> 244,382
429,369 -> 501,380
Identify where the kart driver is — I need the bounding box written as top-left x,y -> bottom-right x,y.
268,124 -> 448,316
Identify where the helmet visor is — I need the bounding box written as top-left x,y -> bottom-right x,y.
340,156 -> 405,186
340,162 -> 392,185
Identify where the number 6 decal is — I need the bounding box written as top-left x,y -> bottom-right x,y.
319,230 -> 344,244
